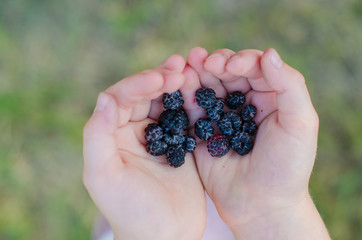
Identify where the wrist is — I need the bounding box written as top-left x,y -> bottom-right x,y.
113,226 -> 203,240
228,194 -> 330,240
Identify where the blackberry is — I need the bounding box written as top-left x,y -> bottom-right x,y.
240,105 -> 257,121
206,107 -> 221,122
195,88 -> 216,109
194,118 -> 214,140
159,109 -> 189,135
182,136 -> 196,152
145,123 -> 164,142
146,140 -> 168,156
166,145 -> 186,168
235,140 -> 253,155
229,131 -> 253,156
206,98 -> 225,121
207,135 -> 230,157
162,90 -> 184,110
163,133 -> 183,146
214,97 -> 225,110
217,112 -> 242,136
225,91 -> 245,109
241,121 -> 258,135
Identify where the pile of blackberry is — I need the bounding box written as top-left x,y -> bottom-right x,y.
194,88 -> 258,157
144,91 -> 196,168
144,88 -> 258,168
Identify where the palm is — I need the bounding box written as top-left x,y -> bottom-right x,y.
83,56 -> 206,239
186,47 -> 318,226
109,122 -> 204,237
194,110 -> 313,224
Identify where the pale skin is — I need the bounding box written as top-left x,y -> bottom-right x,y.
83,47 -> 331,240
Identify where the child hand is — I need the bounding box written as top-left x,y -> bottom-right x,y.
186,47 -> 330,239
82,55 -> 206,240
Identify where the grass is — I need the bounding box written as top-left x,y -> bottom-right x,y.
0,0 -> 361,239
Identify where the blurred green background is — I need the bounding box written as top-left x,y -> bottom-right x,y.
0,0 -> 361,239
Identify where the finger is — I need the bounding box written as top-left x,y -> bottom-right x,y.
260,48 -> 319,133
147,55 -> 187,120
83,92 -> 120,170
106,70 -> 164,108
181,65 -> 205,126
204,49 -> 251,96
244,90 -> 277,125
187,47 -> 227,98
223,49 -> 266,93
106,70 -> 162,125
226,49 -> 263,79
204,49 -> 235,80
137,71 -> 185,121
106,69 -> 185,125
245,76 -> 273,92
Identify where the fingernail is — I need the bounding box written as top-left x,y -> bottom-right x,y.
141,69 -> 153,75
208,53 -> 222,60
270,49 -> 283,68
229,55 -> 241,62
227,55 -> 242,68
95,92 -> 108,111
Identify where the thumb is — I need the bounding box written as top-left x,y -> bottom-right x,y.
260,48 -> 319,136
83,92 -> 120,170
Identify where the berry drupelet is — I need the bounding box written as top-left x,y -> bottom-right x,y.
145,123 -> 164,142
225,91 -> 245,109
241,121 -> 258,135
162,90 -> 184,110
163,133 -> 184,146
217,112 -> 242,136
207,135 -> 230,157
206,98 -> 225,122
240,105 -> 257,122
229,131 -> 253,156
194,118 -> 214,140
182,136 -> 197,153
214,97 -> 225,111
206,107 -> 221,122
195,88 -> 217,109
159,109 -> 189,135
166,145 -> 186,168
146,140 -> 168,156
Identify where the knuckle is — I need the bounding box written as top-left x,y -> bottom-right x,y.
293,70 -> 306,85
310,109 -> 320,129
288,111 -> 319,133
292,117 -> 311,132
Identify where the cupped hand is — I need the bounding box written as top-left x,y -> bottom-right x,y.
82,55 -> 206,240
185,47 -> 319,230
